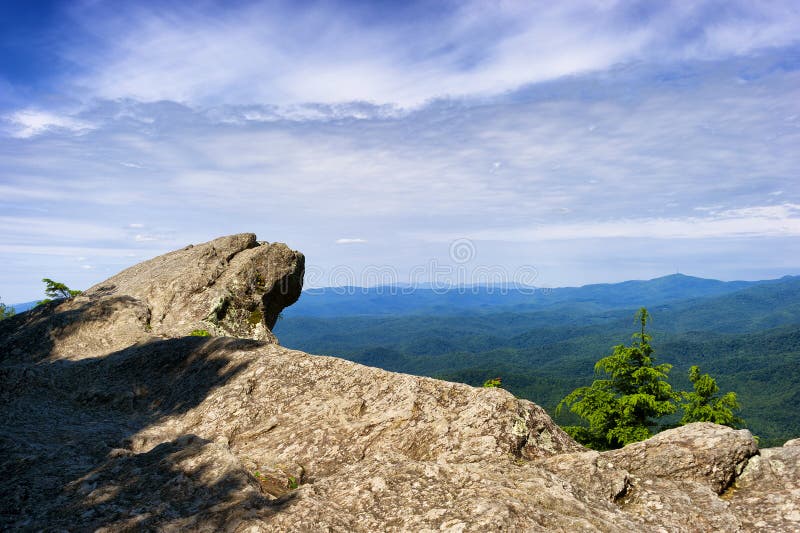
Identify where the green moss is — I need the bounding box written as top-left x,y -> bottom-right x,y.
248,309 -> 263,326
190,329 -> 211,337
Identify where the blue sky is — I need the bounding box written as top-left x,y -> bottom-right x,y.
2,0 -> 800,302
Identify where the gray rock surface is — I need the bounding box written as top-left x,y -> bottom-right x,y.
604,422 -> 758,494
83,233 -> 305,341
1,234 -> 797,531
0,234 -> 304,363
726,437 -> 800,530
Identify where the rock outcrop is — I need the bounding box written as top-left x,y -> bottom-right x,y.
0,234 -> 797,531
0,234 -> 304,363
83,233 -> 305,341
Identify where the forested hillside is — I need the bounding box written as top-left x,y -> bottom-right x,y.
275,275 -> 800,446
282,274 -> 760,318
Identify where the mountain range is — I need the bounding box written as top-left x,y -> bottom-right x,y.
280,273 -> 767,318
275,273 -> 800,446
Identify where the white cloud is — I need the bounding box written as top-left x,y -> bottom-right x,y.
336,238 -> 368,245
5,110 -> 95,138
2,37 -> 800,299
0,216 -> 125,243
0,244 -> 158,257
58,1 -> 800,109
459,203 -> 800,242
720,203 -> 800,219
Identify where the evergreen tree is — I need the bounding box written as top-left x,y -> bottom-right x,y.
680,366 -> 743,427
557,308 -> 676,449
0,298 -> 14,320
38,278 -> 82,305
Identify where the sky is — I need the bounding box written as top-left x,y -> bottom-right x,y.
1,0 -> 800,303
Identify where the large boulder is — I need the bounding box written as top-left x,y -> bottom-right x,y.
83,233 -> 304,340
539,423 -> 764,532
604,422 -> 758,494
0,234 -> 304,362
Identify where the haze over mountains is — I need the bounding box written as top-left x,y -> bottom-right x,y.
280,273 -> 765,317
275,273 -> 800,446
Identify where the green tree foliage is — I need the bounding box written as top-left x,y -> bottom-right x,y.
0,298 -> 14,320
680,365 -> 743,427
38,278 -> 82,305
557,308 -> 676,449
482,377 -> 502,388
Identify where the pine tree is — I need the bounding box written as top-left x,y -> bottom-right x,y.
0,298 -> 14,320
38,278 -> 82,305
557,308 -> 676,449
680,366 -> 743,427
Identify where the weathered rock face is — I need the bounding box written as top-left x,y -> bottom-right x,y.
604,422 -> 758,494
0,235 -> 797,531
727,438 -> 800,530
0,234 -> 304,362
83,233 -> 305,340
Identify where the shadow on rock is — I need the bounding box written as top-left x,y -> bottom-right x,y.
0,335 -> 280,530
61,434 -> 296,531
0,295 -> 151,364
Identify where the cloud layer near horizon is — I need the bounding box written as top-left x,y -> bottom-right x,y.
1,1 -> 800,301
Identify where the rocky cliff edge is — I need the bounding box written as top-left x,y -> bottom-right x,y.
0,235 -> 797,531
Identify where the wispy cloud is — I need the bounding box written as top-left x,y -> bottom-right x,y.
1,2 -> 799,300
133,234 -> 160,242
54,1 -> 800,108
0,216 -> 126,243
1,50 -> 797,294
434,203 -> 800,242
5,109 -> 95,138
120,161 -> 145,169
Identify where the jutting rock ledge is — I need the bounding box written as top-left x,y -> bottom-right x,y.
0,234 -> 798,531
